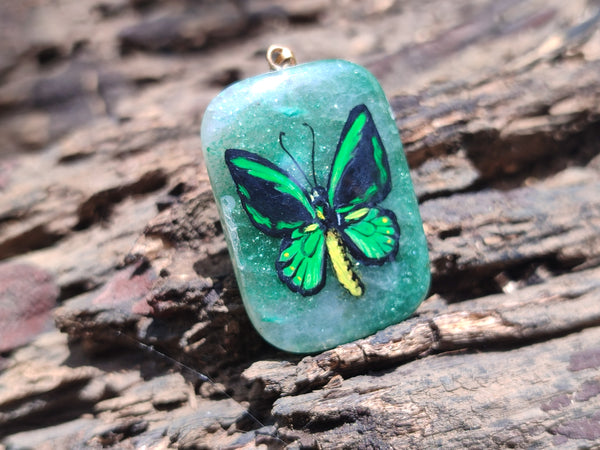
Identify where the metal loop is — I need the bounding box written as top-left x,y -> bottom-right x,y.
266,45 -> 297,71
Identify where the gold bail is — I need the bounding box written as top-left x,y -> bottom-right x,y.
266,45 -> 297,71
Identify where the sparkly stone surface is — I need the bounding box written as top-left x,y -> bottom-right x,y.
201,60 -> 429,353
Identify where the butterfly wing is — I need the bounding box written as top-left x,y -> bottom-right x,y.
276,224 -> 327,296
327,104 -> 392,210
340,207 -> 400,265
327,104 -> 400,265
225,149 -> 316,237
225,149 -> 327,295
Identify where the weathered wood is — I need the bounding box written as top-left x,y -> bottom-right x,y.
0,0 -> 599,448
243,267 -> 600,398
272,326 -> 600,448
425,174 -> 600,298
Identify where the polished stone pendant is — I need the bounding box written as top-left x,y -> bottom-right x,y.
201,46 -> 430,353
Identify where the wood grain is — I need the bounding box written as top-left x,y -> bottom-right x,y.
0,0 -> 599,448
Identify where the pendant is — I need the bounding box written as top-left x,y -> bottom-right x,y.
201,46 -> 430,353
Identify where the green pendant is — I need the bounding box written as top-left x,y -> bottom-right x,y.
201,51 -> 429,353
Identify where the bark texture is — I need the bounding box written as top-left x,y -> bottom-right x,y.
1,0 -> 599,448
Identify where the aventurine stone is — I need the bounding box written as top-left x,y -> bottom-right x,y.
201,59 -> 429,353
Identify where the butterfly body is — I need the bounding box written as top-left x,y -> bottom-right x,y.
325,228 -> 364,296
225,104 -> 401,297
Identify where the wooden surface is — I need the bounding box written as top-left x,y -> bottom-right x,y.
1,0 -> 599,448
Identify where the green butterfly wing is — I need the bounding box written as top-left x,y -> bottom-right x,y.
340,207 -> 400,264
225,149 -> 326,295
327,105 -> 400,265
328,104 -> 392,211
276,224 -> 327,296
225,149 -> 315,237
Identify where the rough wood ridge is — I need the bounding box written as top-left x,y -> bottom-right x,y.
0,0 -> 599,448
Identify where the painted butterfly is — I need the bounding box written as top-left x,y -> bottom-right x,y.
224,104 -> 400,297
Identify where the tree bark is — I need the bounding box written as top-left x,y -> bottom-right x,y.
0,0 -> 599,448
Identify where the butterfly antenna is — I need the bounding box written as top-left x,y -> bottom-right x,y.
279,131 -> 313,187
303,123 -> 318,186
